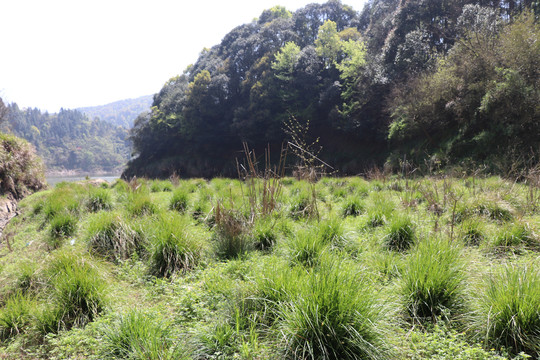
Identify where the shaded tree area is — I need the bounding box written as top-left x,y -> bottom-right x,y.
387,9 -> 539,171
125,0 -> 540,179
1,104 -> 130,174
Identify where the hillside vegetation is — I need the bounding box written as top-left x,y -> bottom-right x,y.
0,132 -> 45,199
78,95 -> 153,128
0,99 -> 45,199
125,0 -> 539,179
1,104 -> 130,174
2,174 -> 540,358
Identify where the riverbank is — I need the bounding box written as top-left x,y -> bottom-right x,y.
46,174 -> 120,187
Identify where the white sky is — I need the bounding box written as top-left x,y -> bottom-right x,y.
1,0 -> 366,112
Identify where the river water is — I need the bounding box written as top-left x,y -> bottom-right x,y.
46,174 -> 121,187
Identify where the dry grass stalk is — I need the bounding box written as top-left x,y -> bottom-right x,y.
237,142 -> 287,220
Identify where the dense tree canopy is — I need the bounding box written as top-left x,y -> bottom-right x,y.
125,0 -> 540,178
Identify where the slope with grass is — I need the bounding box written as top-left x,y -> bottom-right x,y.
1,175 -> 540,359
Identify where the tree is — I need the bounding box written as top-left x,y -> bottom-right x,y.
315,20 -> 341,67
0,98 -> 7,124
272,41 -> 301,81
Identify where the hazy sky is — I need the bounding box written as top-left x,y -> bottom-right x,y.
1,0 -> 366,112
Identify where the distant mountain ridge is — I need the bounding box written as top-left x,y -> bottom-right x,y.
78,95 -> 153,128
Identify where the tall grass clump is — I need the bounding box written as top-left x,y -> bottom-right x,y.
383,215 -> 415,251
12,261 -> 38,295
86,187 -> 113,212
169,187 -> 189,213
213,202 -> 251,259
149,213 -> 203,277
101,310 -> 181,360
278,256 -> 387,359
251,218 -> 277,251
342,194 -> 364,217
43,187 -> 81,220
0,292 -> 35,340
402,237 -> 465,322
492,222 -> 536,249
43,251 -> 108,331
150,179 -> 173,193
126,192 -> 158,217
460,219 -> 485,246
49,213 -> 77,238
287,228 -> 327,268
247,257 -> 303,322
86,212 -> 145,262
477,263 -> 540,356
316,216 -> 347,249
289,184 -> 317,220
364,193 -> 394,228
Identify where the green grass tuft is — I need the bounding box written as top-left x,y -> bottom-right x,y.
169,188 -> 189,212
383,215 -> 415,251
0,292 -> 35,340
49,213 -> 77,239
287,228 -> 327,268
101,310 -> 182,359
402,237 -> 465,322
86,212 -> 146,262
150,213 -> 203,277
478,263 -> 540,356
87,187 -> 113,212
279,256 -> 387,359
41,251 -> 108,332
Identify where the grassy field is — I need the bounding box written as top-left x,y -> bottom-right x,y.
1,174 -> 539,359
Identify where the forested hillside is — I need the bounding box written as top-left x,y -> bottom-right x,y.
125,0 -> 539,179
1,104 -> 130,174
78,95 -> 153,128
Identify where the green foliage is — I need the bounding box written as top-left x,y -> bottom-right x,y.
7,174 -> 540,359
150,180 -> 173,193
387,10 -> 540,172
402,237 -> 465,322
101,310 -> 182,359
272,42 -> 301,81
315,20 -> 341,66
42,184 -> 82,219
213,205 -> 251,259
460,220 -> 485,246
408,323 -> 509,360
477,263 -> 540,356
251,218 -> 277,251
